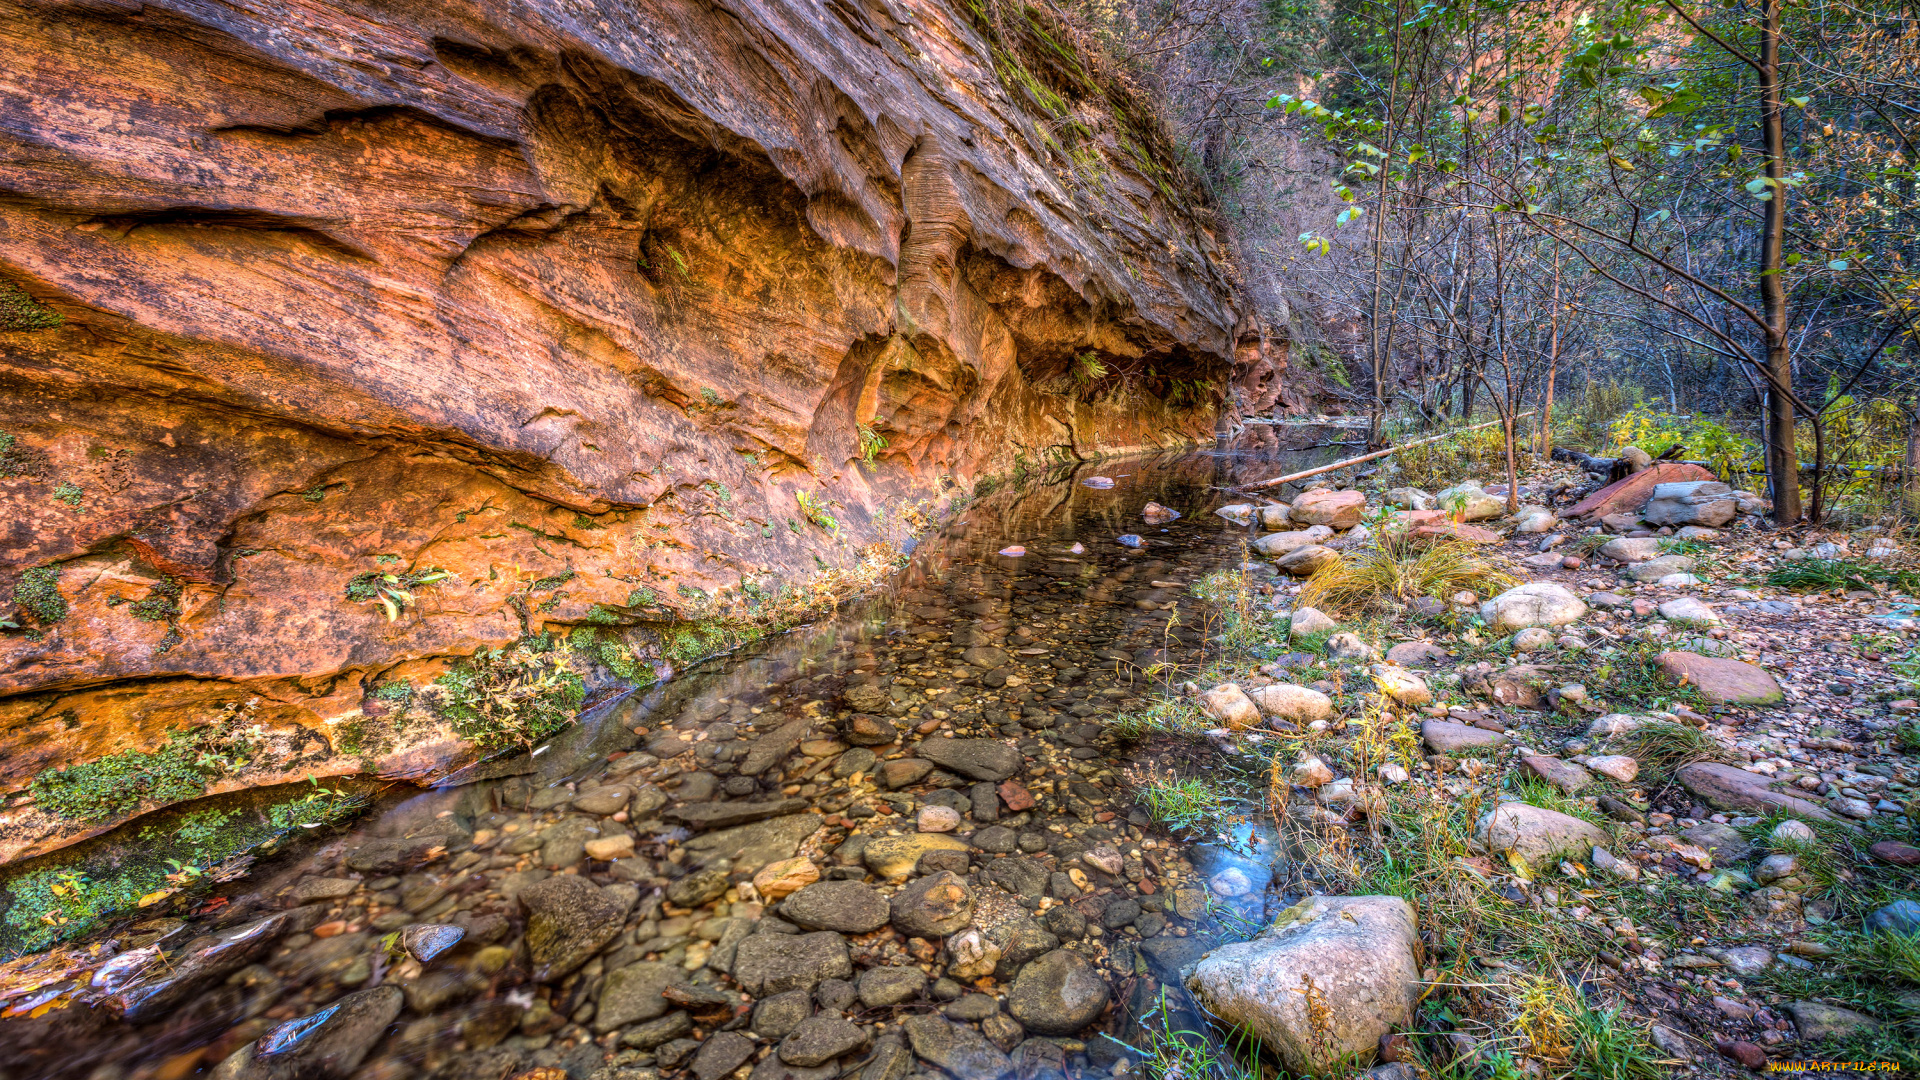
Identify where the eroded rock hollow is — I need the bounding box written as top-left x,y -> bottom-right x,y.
0,0 -> 1273,862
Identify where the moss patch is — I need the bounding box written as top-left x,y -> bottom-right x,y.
423,635 -> 585,753
0,280 -> 62,332
10,565 -> 67,625
0,780 -> 368,953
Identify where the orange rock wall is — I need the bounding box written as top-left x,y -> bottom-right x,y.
0,0 -> 1264,862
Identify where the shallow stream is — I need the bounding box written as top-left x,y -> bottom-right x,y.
0,433 -> 1346,1080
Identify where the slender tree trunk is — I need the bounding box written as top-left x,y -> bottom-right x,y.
1759,0 -> 1801,523
1903,413 -> 1920,521
1366,0 -> 1410,447
1539,254 -> 1561,458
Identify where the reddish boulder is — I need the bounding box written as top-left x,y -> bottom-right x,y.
1655,652 -> 1784,705
1290,489 -> 1367,528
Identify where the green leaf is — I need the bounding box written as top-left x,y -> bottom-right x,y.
1785,253 -> 1802,266
379,594 -> 401,622
1788,96 -> 1810,108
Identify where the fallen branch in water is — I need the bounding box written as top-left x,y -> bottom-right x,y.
1244,413 -> 1531,490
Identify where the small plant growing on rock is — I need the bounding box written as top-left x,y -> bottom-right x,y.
857,423 -> 887,465
345,565 -> 451,622
796,490 -> 838,533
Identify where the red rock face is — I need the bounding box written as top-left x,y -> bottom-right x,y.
0,0 -> 1260,862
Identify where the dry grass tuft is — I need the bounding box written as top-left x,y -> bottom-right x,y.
1298,537 -> 1514,616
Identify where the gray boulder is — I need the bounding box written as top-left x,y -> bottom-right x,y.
1007,948 -> 1110,1036
1641,481 -> 1738,527
1186,895 -> 1420,1073
1476,803 -> 1608,868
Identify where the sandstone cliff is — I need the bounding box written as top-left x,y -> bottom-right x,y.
0,0 -> 1271,861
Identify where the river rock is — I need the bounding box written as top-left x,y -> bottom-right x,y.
1480,583 -> 1586,630
753,856 -> 822,901
1520,756 -> 1592,793
780,1015 -> 870,1067
1290,489 -> 1367,528
1199,684 -> 1262,730
1642,481 -> 1739,527
692,1032 -> 759,1080
1253,527 -> 1333,557
1566,462 -> 1719,519
1681,822 -> 1752,864
595,962 -> 685,1032
892,871 -> 975,937
1626,555 -> 1694,582
1277,544 -> 1340,576
916,737 -> 1022,781
1678,763 -> 1839,822
1786,1001 -> 1882,1041
682,813 -> 824,873
1385,487 -> 1431,510
783,880 -> 890,933
1511,506 -> 1556,533
1007,948 -> 1110,1035
863,833 -> 972,881
1421,720 -> 1506,754
1186,895 -> 1420,1073
1597,537 -> 1664,563
1586,755 -> 1639,782
1476,803 -> 1609,867
1384,640 -> 1449,668
1216,504 -> 1255,526
1433,482 -> 1504,521
228,985 -> 404,1079
858,966 -> 929,1008
742,717 -> 815,776
882,759 -> 934,789
666,797 -> 813,829
1290,606 -> 1337,635
1656,652 -> 1783,705
107,912 -> 290,1022
1260,504 -> 1293,528
519,875 -> 625,982
1247,683 -> 1334,725
904,1014 -> 1012,1080
733,932 -> 853,996
1369,665 -> 1430,706
1866,899 -> 1920,936
1325,632 -> 1378,661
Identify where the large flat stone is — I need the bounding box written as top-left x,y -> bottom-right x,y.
914,737 -> 1023,781
1421,720 -> 1507,754
732,932 -> 852,997
1677,763 -> 1841,824
1476,802 -> 1608,867
664,798 -> 812,829
1655,652 -> 1783,705
682,813 -> 824,873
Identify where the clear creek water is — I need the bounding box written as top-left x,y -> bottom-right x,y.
0,434 -> 1344,1080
